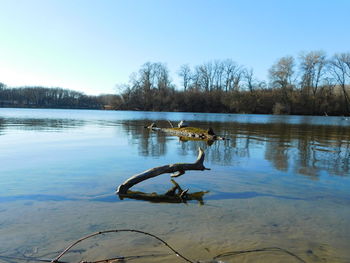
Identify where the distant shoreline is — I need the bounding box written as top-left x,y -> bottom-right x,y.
1,105 -> 349,117
0,105 -> 101,110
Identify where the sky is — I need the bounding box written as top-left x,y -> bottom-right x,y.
0,0 -> 349,95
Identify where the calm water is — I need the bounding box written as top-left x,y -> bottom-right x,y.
0,108 -> 349,263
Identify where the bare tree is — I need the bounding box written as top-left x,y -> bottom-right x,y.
222,59 -> 243,92
269,56 -> 295,90
298,51 -> 328,113
178,64 -> 191,91
196,62 -> 214,91
269,56 -> 296,112
299,51 -> 327,96
243,68 -> 255,92
329,53 -> 350,113
154,63 -> 171,91
127,62 -> 173,110
212,60 -> 224,90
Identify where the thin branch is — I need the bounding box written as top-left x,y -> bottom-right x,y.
0,254 -> 67,263
80,253 -> 170,263
50,229 -> 196,263
213,246 -> 307,263
167,120 -> 174,128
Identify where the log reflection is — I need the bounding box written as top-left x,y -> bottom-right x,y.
118,180 -> 208,205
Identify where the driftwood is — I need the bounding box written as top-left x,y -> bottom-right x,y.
116,148 -> 210,195
119,179 -> 208,204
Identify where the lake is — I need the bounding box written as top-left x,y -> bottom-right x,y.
0,108 -> 349,263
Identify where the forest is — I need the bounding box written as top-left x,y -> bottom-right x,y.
0,85 -> 113,109
115,51 -> 350,115
1,51 -> 350,115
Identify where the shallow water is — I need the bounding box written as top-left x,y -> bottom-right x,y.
0,108 -> 349,263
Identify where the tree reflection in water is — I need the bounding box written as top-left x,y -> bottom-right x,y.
0,117 -> 4,135
121,120 -> 350,178
0,117 -> 85,134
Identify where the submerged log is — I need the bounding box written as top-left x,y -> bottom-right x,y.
149,126 -> 227,141
116,148 -> 210,195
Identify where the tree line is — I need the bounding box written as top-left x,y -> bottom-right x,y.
115,51 -> 350,115
0,84 -> 119,109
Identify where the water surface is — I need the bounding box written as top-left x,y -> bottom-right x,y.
0,108 -> 349,263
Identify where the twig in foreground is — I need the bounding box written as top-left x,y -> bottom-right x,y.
50,229 -> 196,263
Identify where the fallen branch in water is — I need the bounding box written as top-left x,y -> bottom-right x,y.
116,147 -> 210,195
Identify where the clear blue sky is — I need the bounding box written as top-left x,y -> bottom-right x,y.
0,0 -> 349,95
